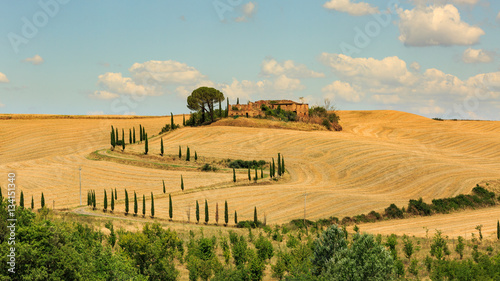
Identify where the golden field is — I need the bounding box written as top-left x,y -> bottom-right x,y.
1,111 -> 500,237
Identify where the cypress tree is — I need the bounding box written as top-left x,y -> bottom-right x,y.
186,147 -> 190,161
224,200 -> 228,226
261,167 -> 264,179
142,127 -> 146,142
271,158 -> 275,178
254,168 -> 258,181
497,220 -> 500,240
237,98 -> 239,105
195,151 -> 198,161
169,194 -> 173,220
122,129 -> 125,150
125,189 -> 129,214
181,175 -> 184,191
160,138 -> 164,156
163,180 -> 166,194
31,196 -> 34,209
233,168 -> 236,182
115,188 -> 117,200
104,189 -> 108,211
219,100 -> 222,118
234,210 -> 238,224
226,98 -> 229,117
254,206 -> 258,225
41,192 -> 45,208
151,192 -> 154,218
133,127 -> 136,143
115,128 -> 119,145
19,191 -> 24,208
129,129 -> 132,144
278,153 -> 281,176
183,114 -> 186,126
110,131 -> 115,149
142,194 -> 146,217
171,112 -> 174,129
196,200 -> 200,223
111,189 -> 114,212
178,145 -> 182,159
92,190 -> 96,210
0,188 -> 2,199
134,192 -> 138,216
248,168 -> 251,181
139,125 -> 143,141
282,156 -> 285,174
144,133 -> 148,154
87,191 -> 90,206
204,199 -> 209,224
215,202 -> 219,225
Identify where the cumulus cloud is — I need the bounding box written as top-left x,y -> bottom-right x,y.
323,0 -> 379,16
397,4 -> 485,46
261,58 -> 324,78
89,90 -> 120,100
320,52 -> 500,115
0,72 -> 9,83
235,2 -> 256,22
129,60 -> 205,85
462,48 -> 494,63
322,81 -> 364,102
23,54 -> 44,65
97,72 -> 153,96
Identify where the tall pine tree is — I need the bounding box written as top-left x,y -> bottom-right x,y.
254,206 -> 258,225
204,199 -> 209,224
169,194 -> 173,220
139,125 -> 143,142
129,129 -> 132,144
111,189 -> 115,212
282,156 -> 285,174
151,192 -> 155,218
234,210 -> 238,224
142,194 -> 146,217
163,180 -> 166,194
196,200 -> 200,223
125,189 -> 129,215
144,133 -> 148,154
134,191 -> 138,216
277,153 -> 281,176
41,192 -> 45,208
122,129 -> 125,150
133,127 -> 136,143
497,220 -> 500,240
248,168 -> 251,181
186,147 -> 190,161
160,138 -> 164,156
178,145 -> 182,159
215,202 -> 219,225
19,191 -> 24,208
115,188 -> 117,200
195,151 -> 198,161
171,112 -> 174,129
183,114 -> 186,126
103,189 -> 108,212
224,200 -> 229,226
181,175 -> 184,191
226,98 -> 230,117
233,168 -> 236,182
31,196 -> 34,209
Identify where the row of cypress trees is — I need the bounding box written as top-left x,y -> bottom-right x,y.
16,190 -> 40,209
110,125 -> 147,150
192,199 -> 243,226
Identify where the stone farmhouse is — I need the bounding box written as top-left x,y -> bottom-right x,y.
228,100 -> 309,120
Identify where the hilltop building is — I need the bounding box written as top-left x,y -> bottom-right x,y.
228,100 -> 309,120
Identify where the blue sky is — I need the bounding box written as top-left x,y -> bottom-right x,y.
1,0 -> 499,120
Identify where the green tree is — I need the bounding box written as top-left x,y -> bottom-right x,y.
170,112 -> 174,129
215,202 -> 219,225
41,192 -> 45,208
271,158 -> 275,178
261,167 -> 263,179
134,191 -> 138,216
312,224 -> 348,276
196,200 -> 200,223
163,180 -> 166,194
92,190 -> 96,209
186,146 -> 190,161
178,145 -> 182,159
115,187 -> 117,200
254,168 -> 258,181
144,133 -> 148,154
277,153 -> 281,176
195,151 -> 198,161
19,190 -> 24,208
31,195 -> 34,209
87,191 -> 90,206
205,199 -> 209,224
133,127 -> 136,143
122,129 -> 125,150
125,189 -> 129,214
254,206 -> 258,225
224,200 -> 229,226
248,168 -> 251,181
142,194 -> 146,217
187,86 -> 225,123
111,189 -> 115,212
104,189 -> 108,211
497,220 -> 500,240
455,236 -> 465,259
181,175 -> 184,191
151,192 -> 155,218
235,210 -> 238,224
233,168 -> 236,182
129,128 -> 132,144
183,114 -> 186,126
160,138 -> 164,156
403,235 -> 414,260
226,98 -> 229,117
430,230 -> 450,260
142,126 -> 146,141
237,97 -> 240,105
169,194 -> 173,220
111,125 -> 115,148
282,156 -> 285,174
139,125 -> 143,141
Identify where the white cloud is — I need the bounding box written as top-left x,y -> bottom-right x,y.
411,0 -> 480,6
452,0 -> 480,5
323,0 -> 379,16
273,75 -> 304,91
261,58 -> 324,78
418,100 -> 445,115
97,72 -> 153,96
129,60 -> 205,85
235,2 -> 257,22
89,90 -> 120,100
23,54 -> 44,65
397,4 -> 485,46
0,72 -> 9,83
322,80 -> 363,102
462,48 -> 494,63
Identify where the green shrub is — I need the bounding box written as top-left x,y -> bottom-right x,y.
236,220 -> 263,229
407,198 -> 432,216
228,159 -> 266,169
201,164 -> 218,172
384,204 -> 404,219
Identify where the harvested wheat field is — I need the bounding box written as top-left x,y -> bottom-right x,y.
2,111 -> 500,237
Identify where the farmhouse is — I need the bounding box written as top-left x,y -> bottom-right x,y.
228,100 -> 309,120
